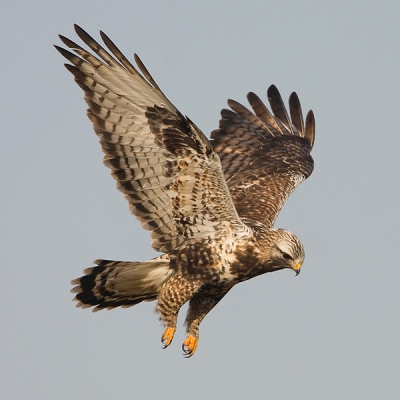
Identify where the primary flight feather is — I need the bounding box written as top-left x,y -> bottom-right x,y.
56,25 -> 315,357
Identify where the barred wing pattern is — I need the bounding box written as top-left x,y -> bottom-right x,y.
56,25 -> 245,253
210,86 -> 315,228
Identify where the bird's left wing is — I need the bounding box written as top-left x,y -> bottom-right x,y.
56,25 -> 246,253
210,86 -> 315,228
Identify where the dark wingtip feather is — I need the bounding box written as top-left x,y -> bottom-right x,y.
267,84 -> 278,95
73,24 -> 88,39
288,92 -> 304,136
304,110 -> 315,148
63,63 -> 79,74
267,85 -> 293,134
227,98 -> 249,115
247,91 -> 283,135
99,30 -> 138,74
73,24 -> 95,48
54,44 -> 75,61
58,34 -> 81,50
53,44 -> 63,54
134,53 -> 162,92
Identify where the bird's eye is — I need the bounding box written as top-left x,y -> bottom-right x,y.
282,252 -> 292,261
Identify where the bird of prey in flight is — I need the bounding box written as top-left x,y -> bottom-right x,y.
56,25 -> 315,357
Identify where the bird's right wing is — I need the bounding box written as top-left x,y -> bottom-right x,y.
56,25 -> 247,253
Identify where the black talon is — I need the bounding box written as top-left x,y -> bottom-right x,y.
182,344 -> 193,358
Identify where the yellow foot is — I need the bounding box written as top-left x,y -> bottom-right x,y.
161,327 -> 176,349
182,335 -> 198,358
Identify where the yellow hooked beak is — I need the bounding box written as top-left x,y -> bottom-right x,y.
291,262 -> 302,276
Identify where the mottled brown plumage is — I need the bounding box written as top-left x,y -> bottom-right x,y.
57,25 -> 315,357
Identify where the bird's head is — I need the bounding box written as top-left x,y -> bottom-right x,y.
258,228 -> 305,275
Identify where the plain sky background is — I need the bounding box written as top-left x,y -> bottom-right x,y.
2,1 -> 400,399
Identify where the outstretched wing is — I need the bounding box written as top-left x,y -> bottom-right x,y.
210,85 -> 315,228
56,25 -> 246,253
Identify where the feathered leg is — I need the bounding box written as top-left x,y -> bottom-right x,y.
183,289 -> 231,357
156,275 -> 202,350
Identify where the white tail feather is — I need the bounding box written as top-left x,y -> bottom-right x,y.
71,255 -> 173,310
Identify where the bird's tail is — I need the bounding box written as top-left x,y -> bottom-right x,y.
71,255 -> 172,311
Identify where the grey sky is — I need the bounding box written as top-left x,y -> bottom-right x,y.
2,1 -> 400,399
